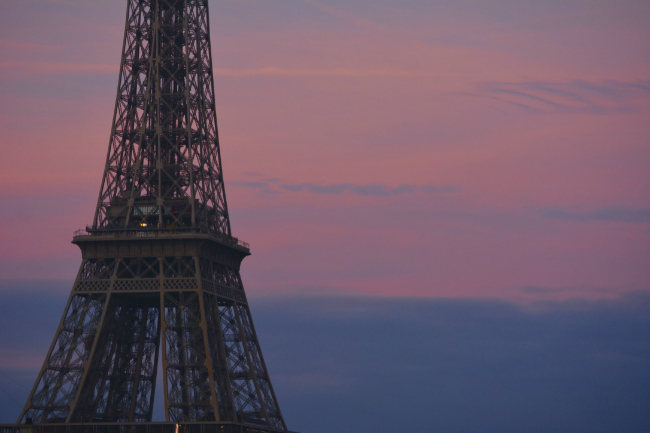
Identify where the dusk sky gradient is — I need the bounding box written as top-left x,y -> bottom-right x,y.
0,0 -> 649,431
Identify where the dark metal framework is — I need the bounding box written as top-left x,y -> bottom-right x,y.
17,1 -> 288,431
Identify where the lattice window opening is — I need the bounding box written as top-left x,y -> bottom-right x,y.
197,258 -> 215,280
220,315 -> 273,419
163,328 -> 205,365
176,342 -> 208,373
222,338 -> 248,375
199,260 -> 242,290
218,307 -> 237,334
55,296 -> 104,353
219,307 -> 241,336
258,382 -> 279,409
237,309 -> 257,342
228,353 -> 250,379
231,380 -> 263,417
80,307 -> 159,421
49,331 -> 88,368
211,368 -> 237,416
80,259 -> 116,280
81,298 -> 105,325
167,377 -> 212,404
246,349 -> 268,382
164,350 -> 213,406
31,370 -> 68,404
30,361 -> 86,421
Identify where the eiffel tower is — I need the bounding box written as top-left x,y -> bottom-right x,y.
14,1 -> 290,432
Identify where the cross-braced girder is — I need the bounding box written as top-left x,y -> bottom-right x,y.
25,294 -> 107,423
70,296 -> 160,422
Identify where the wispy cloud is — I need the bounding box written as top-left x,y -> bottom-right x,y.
280,182 -> 458,196
0,38 -> 60,52
230,181 -> 269,189
230,176 -> 459,197
542,207 -> 650,223
0,61 -> 116,75
520,285 -> 618,297
216,67 -> 433,78
0,62 -> 436,79
471,79 -> 650,114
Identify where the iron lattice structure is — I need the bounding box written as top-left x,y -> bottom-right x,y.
17,1 -> 288,431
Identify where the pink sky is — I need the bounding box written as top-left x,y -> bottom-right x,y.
0,0 -> 648,301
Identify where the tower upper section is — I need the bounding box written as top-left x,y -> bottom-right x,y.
93,0 -> 230,236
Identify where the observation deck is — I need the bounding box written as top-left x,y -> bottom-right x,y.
73,226 -> 250,253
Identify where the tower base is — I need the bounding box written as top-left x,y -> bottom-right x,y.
0,422 -> 297,433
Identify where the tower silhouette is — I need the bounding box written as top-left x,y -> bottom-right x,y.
16,1 -> 289,431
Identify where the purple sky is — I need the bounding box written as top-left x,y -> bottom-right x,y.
1,0 -> 649,301
0,1 -> 649,430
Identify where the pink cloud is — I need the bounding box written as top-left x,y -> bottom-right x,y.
0,61 -> 116,75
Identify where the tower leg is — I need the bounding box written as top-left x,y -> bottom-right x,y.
202,292 -> 237,422
162,291 -> 215,421
19,290 -> 107,423
69,295 -> 160,422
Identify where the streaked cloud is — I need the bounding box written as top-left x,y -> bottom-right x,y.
229,181 -> 269,189
471,79 -> 650,114
0,61 -> 116,75
231,177 -> 459,197
0,37 -> 58,52
280,182 -> 458,196
519,284 -> 618,297
216,67 -> 434,78
543,207 -> 650,223
0,63 -> 436,79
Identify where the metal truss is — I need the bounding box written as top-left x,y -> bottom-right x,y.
17,0 -> 289,431
94,0 -> 230,235
24,294 -> 107,423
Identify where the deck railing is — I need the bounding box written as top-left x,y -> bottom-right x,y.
73,226 -> 249,251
